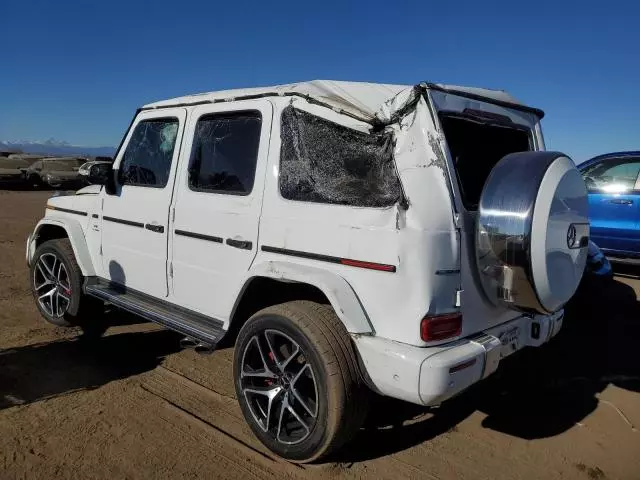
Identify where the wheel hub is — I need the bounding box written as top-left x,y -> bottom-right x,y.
279,373 -> 292,389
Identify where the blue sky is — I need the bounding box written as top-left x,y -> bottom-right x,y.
1,0 -> 638,163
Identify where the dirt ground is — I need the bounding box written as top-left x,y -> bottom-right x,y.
1,189 -> 639,480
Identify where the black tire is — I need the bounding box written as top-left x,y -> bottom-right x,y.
30,238 -> 102,327
233,301 -> 369,463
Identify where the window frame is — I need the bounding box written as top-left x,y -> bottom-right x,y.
277,105 -> 403,209
581,156 -> 640,194
186,109 -> 263,197
438,110 -> 534,211
118,116 -> 181,190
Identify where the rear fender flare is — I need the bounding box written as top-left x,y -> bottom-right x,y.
29,218 -> 96,277
233,260 -> 373,334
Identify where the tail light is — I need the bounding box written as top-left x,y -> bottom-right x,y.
420,313 -> 462,341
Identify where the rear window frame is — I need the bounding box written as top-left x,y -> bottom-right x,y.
438,110 -> 535,211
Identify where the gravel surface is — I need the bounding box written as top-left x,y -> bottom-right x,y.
1,190 -> 639,479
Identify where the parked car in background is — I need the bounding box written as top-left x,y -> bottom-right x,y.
8,153 -> 45,165
24,157 -> 86,189
0,157 -> 31,186
579,151 -> 640,261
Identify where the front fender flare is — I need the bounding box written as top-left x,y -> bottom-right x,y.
234,261 -> 373,334
28,218 -> 96,277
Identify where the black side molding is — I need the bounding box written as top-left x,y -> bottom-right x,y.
46,205 -> 87,216
261,245 -> 396,272
103,216 -> 145,228
175,230 -> 223,243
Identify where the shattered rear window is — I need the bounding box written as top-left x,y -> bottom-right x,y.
279,106 -> 401,207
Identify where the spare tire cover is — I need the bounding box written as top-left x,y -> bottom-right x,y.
476,152 -> 589,314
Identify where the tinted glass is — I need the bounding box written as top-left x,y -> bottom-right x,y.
120,118 -> 179,188
188,111 -> 262,194
582,158 -> 640,193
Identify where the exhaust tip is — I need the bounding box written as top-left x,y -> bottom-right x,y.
179,337 -> 199,349
194,343 -> 215,355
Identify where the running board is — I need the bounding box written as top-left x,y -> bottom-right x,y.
84,278 -> 226,345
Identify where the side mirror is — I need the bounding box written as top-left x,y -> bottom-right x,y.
87,162 -> 117,194
87,162 -> 117,196
88,163 -> 111,185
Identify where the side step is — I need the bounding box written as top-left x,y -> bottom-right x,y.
84,278 -> 226,346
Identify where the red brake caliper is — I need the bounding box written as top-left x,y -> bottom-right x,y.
265,351 -> 275,386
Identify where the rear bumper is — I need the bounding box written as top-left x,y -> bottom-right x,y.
353,310 -> 564,406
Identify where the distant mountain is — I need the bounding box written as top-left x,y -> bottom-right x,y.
0,138 -> 115,157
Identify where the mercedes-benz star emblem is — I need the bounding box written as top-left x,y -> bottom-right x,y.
567,224 -> 577,249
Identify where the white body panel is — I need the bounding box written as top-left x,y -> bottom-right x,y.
169,100 -> 272,321
239,261 -> 373,333
27,79 -> 575,408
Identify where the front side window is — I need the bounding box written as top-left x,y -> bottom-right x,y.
279,106 -> 401,207
582,158 -> 640,193
188,111 -> 262,195
120,118 -> 179,188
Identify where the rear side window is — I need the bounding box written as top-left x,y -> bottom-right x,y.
188,111 -> 262,195
581,158 -> 640,193
120,118 -> 179,188
279,106 -> 401,207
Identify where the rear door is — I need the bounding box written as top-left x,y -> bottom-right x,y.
169,100 -> 272,321
581,157 -> 640,255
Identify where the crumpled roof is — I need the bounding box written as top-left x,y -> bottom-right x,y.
143,80 -> 527,122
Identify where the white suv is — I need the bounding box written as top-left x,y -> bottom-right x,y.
26,80 -> 589,462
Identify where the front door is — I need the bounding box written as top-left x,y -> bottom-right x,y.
170,100 -> 272,322
101,108 -> 187,297
582,156 -> 640,255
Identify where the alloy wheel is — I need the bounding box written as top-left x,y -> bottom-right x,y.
33,252 -> 72,318
240,329 -> 319,445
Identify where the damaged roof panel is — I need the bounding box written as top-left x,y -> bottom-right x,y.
143,80 -> 535,121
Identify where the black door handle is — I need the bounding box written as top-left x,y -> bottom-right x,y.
608,198 -> 633,205
145,223 -> 165,233
226,238 -> 252,250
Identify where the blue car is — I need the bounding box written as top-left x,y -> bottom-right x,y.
579,151 -> 640,261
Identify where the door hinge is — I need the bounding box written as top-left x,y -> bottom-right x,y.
169,262 -> 174,277
171,208 -> 175,223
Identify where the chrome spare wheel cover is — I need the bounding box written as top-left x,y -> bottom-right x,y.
476,151 -> 589,314
240,329 -> 318,445
33,253 -> 72,318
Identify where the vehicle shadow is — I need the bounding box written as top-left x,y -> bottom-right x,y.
611,262 -> 640,280
332,275 -> 640,463
78,307 -> 149,338
0,328 -> 182,410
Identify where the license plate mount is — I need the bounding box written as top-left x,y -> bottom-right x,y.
499,326 -> 520,358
